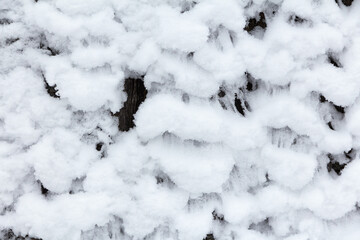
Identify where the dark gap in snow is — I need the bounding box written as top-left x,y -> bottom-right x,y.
217,86 -> 229,110
96,142 -> 106,158
344,148 -> 355,160
248,218 -> 272,234
327,53 -> 342,68
218,88 -> 226,98
45,46 -> 60,56
319,94 -> 326,103
327,161 -> 346,175
327,153 -> 346,175
156,176 -> 164,184
246,81 -> 254,92
39,35 -> 60,56
319,94 -> 345,116
212,210 -> 225,223
41,73 -> 60,98
335,0 -> 353,7
39,181 -> 49,197
219,100 -> 227,110
342,0 -> 354,6
96,142 -> 104,151
244,12 -> 267,34
203,233 -> 215,240
327,122 -> 335,130
5,38 -> 19,45
0,229 -> 42,240
187,52 -> 194,59
325,101 -> 346,129
234,94 -> 245,116
332,103 -> 345,114
265,172 -> 270,183
0,18 -> 12,25
244,100 -> 251,112
113,77 -> 147,131
288,15 -> 308,25
245,72 -> 258,92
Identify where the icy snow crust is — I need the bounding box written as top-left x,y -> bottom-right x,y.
1,0 -> 360,239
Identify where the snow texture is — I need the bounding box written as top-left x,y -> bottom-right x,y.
1,0 -> 360,239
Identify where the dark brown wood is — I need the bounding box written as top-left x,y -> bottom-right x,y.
115,77 -> 147,131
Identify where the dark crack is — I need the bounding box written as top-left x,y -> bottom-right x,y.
42,73 -> 60,98
203,233 -> 215,240
327,153 -> 347,175
328,53 -> 342,68
336,0 -> 353,7
0,18 -> 12,25
234,94 -> 245,116
244,12 -> 267,34
1,229 -> 42,240
113,77 -> 147,132
5,38 -> 19,45
212,210 -> 225,223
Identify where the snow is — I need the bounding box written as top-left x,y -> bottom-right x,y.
54,68 -> 123,112
147,136 -> 234,193
136,93 -> 264,150
261,145 -> 317,190
155,10 -> 209,52
1,0 -> 360,239
29,128 -> 98,193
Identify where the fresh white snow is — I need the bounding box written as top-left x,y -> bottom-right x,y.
1,0 -> 360,239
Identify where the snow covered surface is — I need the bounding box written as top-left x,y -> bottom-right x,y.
1,0 -> 360,239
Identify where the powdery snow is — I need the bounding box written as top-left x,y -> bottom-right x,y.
1,0 -> 360,239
